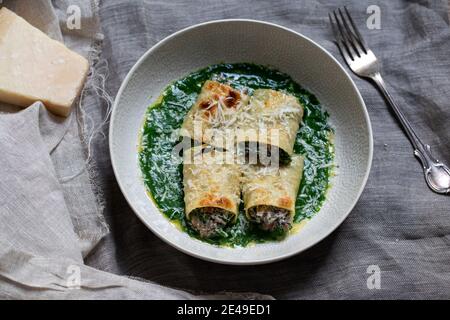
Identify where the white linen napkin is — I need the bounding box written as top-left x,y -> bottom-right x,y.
0,0 -> 269,300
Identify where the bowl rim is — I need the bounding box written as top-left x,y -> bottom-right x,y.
109,19 -> 374,265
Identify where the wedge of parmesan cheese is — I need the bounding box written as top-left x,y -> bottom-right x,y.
0,7 -> 89,117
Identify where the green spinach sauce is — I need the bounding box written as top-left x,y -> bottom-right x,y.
139,63 -> 334,247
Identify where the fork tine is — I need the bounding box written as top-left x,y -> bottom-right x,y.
343,6 -> 368,53
333,10 -> 357,60
337,8 -> 365,56
328,12 -> 353,63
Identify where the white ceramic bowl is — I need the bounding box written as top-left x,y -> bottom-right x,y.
110,19 -> 373,265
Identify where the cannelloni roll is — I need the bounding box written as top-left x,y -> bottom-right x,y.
183,146 -> 241,238
180,80 -> 248,150
241,154 -> 304,233
236,89 -> 303,165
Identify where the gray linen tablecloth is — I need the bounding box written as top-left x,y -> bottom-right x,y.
0,0 -> 214,299
1,0 -> 450,299
87,0 -> 450,299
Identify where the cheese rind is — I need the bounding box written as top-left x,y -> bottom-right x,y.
0,7 -> 89,117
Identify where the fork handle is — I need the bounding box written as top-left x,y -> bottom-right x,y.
370,73 -> 425,151
370,72 -> 432,155
370,72 -> 446,187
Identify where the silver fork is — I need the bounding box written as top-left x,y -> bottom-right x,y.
329,7 -> 450,194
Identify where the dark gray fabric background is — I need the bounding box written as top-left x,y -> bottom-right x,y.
85,0 -> 450,299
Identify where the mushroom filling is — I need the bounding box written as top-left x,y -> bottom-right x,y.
189,208 -> 233,238
248,205 -> 291,233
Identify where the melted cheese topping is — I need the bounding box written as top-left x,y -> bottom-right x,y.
183,146 -> 241,219
241,155 -> 305,217
235,89 -> 304,155
180,81 -> 249,148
